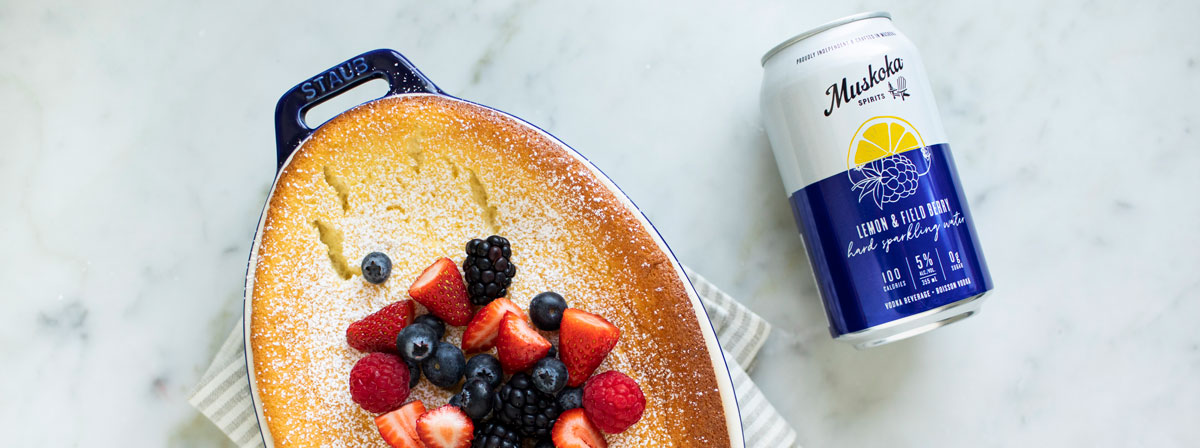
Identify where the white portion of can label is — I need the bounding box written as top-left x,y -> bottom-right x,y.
761,18 -> 948,193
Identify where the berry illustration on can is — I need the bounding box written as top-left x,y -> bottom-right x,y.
847,116 -> 931,208
760,12 -> 994,348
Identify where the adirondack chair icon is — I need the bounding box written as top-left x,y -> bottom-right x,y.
889,76 -> 910,100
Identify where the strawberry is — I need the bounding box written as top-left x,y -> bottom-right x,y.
415,404 -> 474,448
375,400 -> 426,448
346,300 -> 415,352
461,297 -> 528,353
495,311 -> 551,373
408,258 -> 473,326
552,408 -> 608,448
559,308 -> 621,387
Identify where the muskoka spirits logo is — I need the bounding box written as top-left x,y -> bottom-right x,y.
823,55 -> 904,117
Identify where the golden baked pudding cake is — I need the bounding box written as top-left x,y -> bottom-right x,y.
247,94 -> 737,447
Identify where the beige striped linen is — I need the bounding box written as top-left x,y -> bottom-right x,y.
189,267 -> 797,447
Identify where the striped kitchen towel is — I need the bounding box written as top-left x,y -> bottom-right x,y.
189,268 -> 797,448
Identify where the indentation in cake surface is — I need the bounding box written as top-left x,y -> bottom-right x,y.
465,167 -> 500,233
312,219 -> 356,279
322,166 -> 351,211
405,132 -> 425,172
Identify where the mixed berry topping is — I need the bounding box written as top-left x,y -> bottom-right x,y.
344,238 -> 643,447
463,236 -> 516,305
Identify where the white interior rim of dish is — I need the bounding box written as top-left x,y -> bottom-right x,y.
243,93 -> 746,448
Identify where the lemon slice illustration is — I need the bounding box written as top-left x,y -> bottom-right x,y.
847,116 -> 925,169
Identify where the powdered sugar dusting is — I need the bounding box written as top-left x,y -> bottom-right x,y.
250,95 -> 727,447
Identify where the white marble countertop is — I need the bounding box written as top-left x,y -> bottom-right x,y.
3,0 -> 1198,446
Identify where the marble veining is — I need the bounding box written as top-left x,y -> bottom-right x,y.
1,0 -> 1198,446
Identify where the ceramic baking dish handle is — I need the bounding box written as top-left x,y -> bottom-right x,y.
273,49 -> 443,170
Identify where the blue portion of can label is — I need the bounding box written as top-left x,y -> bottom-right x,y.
790,143 -> 993,336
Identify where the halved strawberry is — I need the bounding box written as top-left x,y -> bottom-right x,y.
375,400 -> 426,448
496,311 -> 551,373
461,298 -> 528,353
559,308 -> 620,387
347,300 -> 415,352
552,408 -> 608,448
415,404 -> 474,448
408,258 -> 473,326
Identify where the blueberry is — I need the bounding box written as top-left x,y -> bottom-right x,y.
397,323 -> 438,364
529,292 -> 567,331
361,252 -> 391,284
458,378 -> 494,420
465,354 -> 503,390
530,357 -> 567,395
406,359 -> 421,389
534,440 -> 555,448
422,341 -> 465,388
414,314 -> 445,340
556,387 -> 582,411
448,393 -> 464,408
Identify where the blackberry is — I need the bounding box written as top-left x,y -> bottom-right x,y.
492,373 -> 561,439
472,421 -> 521,448
851,153 -> 924,208
463,236 -> 516,305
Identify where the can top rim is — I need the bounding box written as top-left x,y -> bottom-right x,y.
760,11 -> 892,66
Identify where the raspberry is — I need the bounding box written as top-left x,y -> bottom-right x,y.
875,154 -> 919,203
581,371 -> 644,434
851,153 -> 922,208
349,353 -> 411,413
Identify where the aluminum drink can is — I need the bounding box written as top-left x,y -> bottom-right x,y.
760,12 -> 994,348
